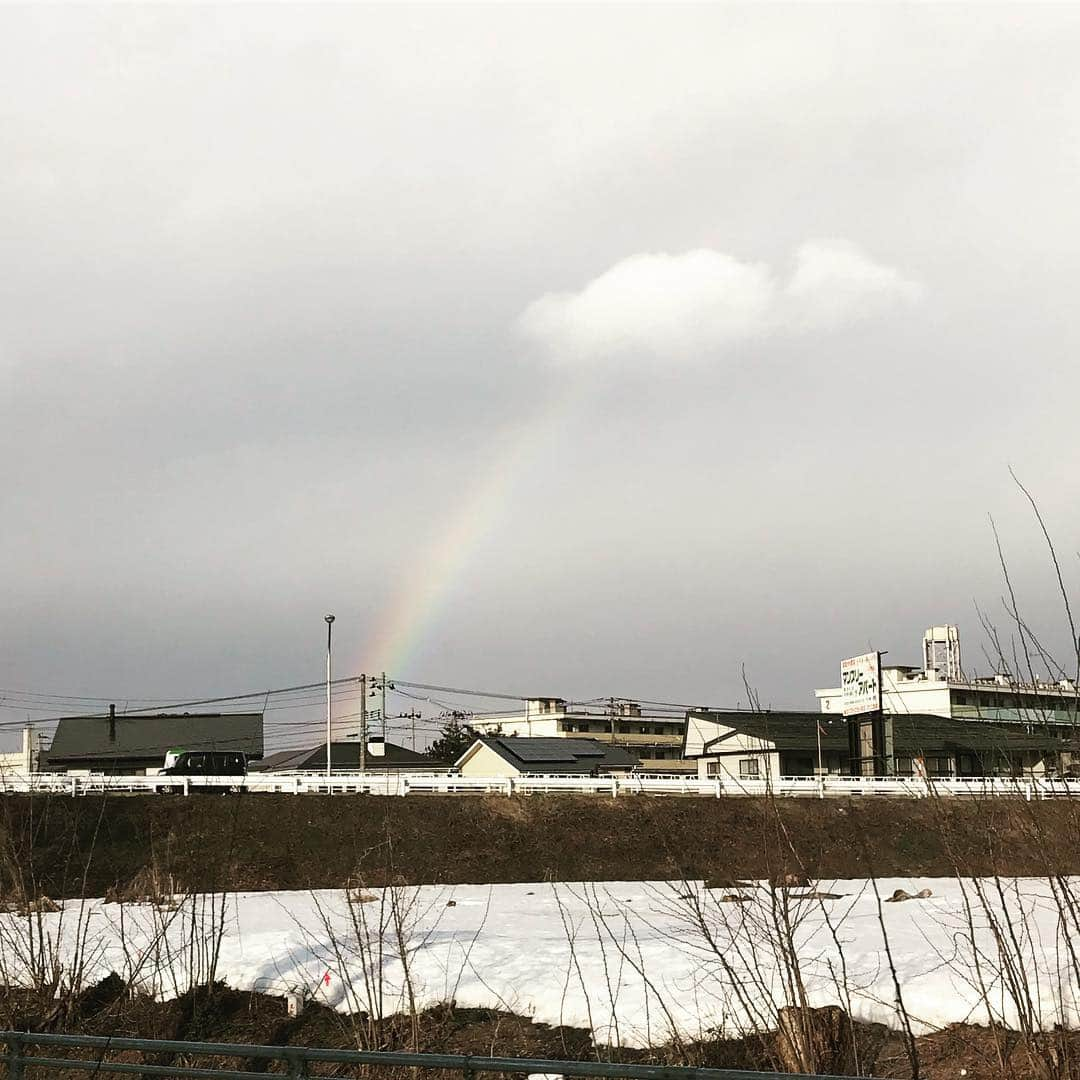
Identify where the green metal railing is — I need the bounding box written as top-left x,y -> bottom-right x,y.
0,1031 -> 855,1080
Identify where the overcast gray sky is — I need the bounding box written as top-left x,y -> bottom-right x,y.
3,4 -> 1080,745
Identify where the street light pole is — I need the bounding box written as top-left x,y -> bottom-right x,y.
324,615 -> 335,779
816,717 -> 824,799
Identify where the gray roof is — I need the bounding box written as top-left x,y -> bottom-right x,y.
691,712 -> 848,754
888,713 -> 1069,754
460,736 -> 640,773
46,712 -> 264,766
255,741 -> 447,772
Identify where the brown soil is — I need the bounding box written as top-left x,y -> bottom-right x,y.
3,981 -> 1078,1078
3,791 -> 1080,899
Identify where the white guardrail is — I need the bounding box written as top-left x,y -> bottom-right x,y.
0,771 -> 1077,799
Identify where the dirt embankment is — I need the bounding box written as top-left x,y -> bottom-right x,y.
3,792 -> 1080,898
0,980 -> 1065,1080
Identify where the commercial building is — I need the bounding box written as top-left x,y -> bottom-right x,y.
467,698 -> 693,772
816,625 -> 1080,726
44,709 -> 264,774
684,710 -> 1070,781
455,736 -> 640,778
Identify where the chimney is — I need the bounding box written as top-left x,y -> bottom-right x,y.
108,703 -> 116,743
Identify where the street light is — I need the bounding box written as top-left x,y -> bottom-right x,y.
324,615 -> 335,779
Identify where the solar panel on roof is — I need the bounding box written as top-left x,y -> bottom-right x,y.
498,739 -> 578,762
565,744 -> 604,757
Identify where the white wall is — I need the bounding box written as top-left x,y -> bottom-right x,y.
470,715 -> 561,738
817,670 -> 953,717
0,727 -> 37,775
696,738 -> 781,784
686,715 -> 781,783
683,712 -> 717,757
456,742 -> 523,777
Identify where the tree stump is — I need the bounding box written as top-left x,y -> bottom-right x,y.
776,1004 -> 856,1074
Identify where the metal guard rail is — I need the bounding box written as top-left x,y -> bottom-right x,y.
0,1030 -> 856,1080
0,771 -> 1074,799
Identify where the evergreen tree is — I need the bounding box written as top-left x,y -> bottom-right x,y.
427,712 -> 476,762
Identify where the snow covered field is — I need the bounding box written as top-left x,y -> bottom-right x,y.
3,878 -> 1078,1047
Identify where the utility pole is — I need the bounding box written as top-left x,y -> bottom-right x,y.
400,709 -> 420,751
360,673 -> 368,773
609,697 -> 617,742
324,615 -> 335,779
381,671 -> 387,740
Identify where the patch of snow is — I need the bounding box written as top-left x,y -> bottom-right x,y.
2,878 -> 1077,1047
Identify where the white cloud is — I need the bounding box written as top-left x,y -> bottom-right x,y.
784,239 -> 924,331
517,241 -> 922,366
517,250 -> 775,365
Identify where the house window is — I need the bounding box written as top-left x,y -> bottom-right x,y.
738,758 -> 761,779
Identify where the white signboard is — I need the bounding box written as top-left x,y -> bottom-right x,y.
841,652 -> 882,716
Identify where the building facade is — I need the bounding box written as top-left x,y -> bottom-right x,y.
685,710 -> 1067,781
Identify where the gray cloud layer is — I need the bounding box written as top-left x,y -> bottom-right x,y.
2,6 -> 1080,745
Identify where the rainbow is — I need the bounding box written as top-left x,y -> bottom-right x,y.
361,380 -> 586,678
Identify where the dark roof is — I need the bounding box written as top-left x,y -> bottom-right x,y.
255,741 -> 448,772
690,710 -> 1071,756
691,712 -> 848,754
887,714 -> 1067,754
460,736 -> 640,773
46,712 -> 264,766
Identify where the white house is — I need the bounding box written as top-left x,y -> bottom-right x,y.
455,736 -> 640,778
684,712 -> 848,782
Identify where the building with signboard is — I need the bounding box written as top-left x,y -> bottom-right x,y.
817,625 -> 1080,728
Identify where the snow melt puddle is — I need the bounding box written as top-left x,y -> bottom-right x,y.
3,878 -> 1078,1047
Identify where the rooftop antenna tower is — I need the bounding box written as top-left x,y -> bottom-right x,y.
923,625 -> 962,681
